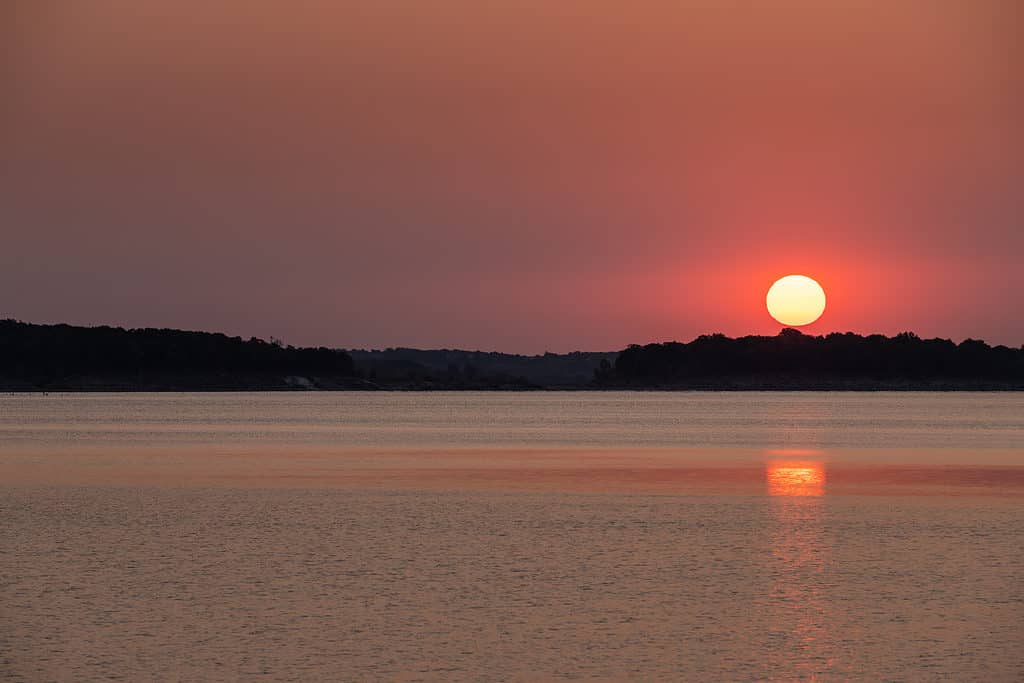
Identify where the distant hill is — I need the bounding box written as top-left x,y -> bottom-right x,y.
0,319 -> 358,391
602,329 -> 1024,389
346,348 -> 618,388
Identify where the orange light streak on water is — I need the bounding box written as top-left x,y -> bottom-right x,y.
767,461 -> 826,497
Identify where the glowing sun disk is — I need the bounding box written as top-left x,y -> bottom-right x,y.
766,275 -> 826,326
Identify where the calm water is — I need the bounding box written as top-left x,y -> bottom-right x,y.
2,392 -> 1022,681
2,391 -> 1022,450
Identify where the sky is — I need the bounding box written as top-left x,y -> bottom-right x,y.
2,2 -> 1020,352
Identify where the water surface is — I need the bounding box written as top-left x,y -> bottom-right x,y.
3,391 -> 1022,451
2,392 -> 1022,681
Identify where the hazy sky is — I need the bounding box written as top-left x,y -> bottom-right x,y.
3,2 -> 1020,352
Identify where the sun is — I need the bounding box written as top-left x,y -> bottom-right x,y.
766,275 -> 826,326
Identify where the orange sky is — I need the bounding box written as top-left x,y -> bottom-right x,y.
3,2 -> 1021,351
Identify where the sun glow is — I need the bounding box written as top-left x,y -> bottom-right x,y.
766,275 -> 826,326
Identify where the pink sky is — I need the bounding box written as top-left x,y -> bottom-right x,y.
3,2 -> 1021,352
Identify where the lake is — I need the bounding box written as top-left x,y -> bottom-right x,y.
2,392 -> 1022,681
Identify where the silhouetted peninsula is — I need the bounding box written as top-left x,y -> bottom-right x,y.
1,320 -> 1022,391
0,319 -> 358,391
600,329 -> 1024,390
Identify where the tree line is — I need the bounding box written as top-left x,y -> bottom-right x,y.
601,329 -> 1024,388
3,320 -> 1022,390
0,319 -> 354,389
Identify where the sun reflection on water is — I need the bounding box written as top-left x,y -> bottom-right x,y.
767,461 -> 826,497
764,458 -> 835,677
